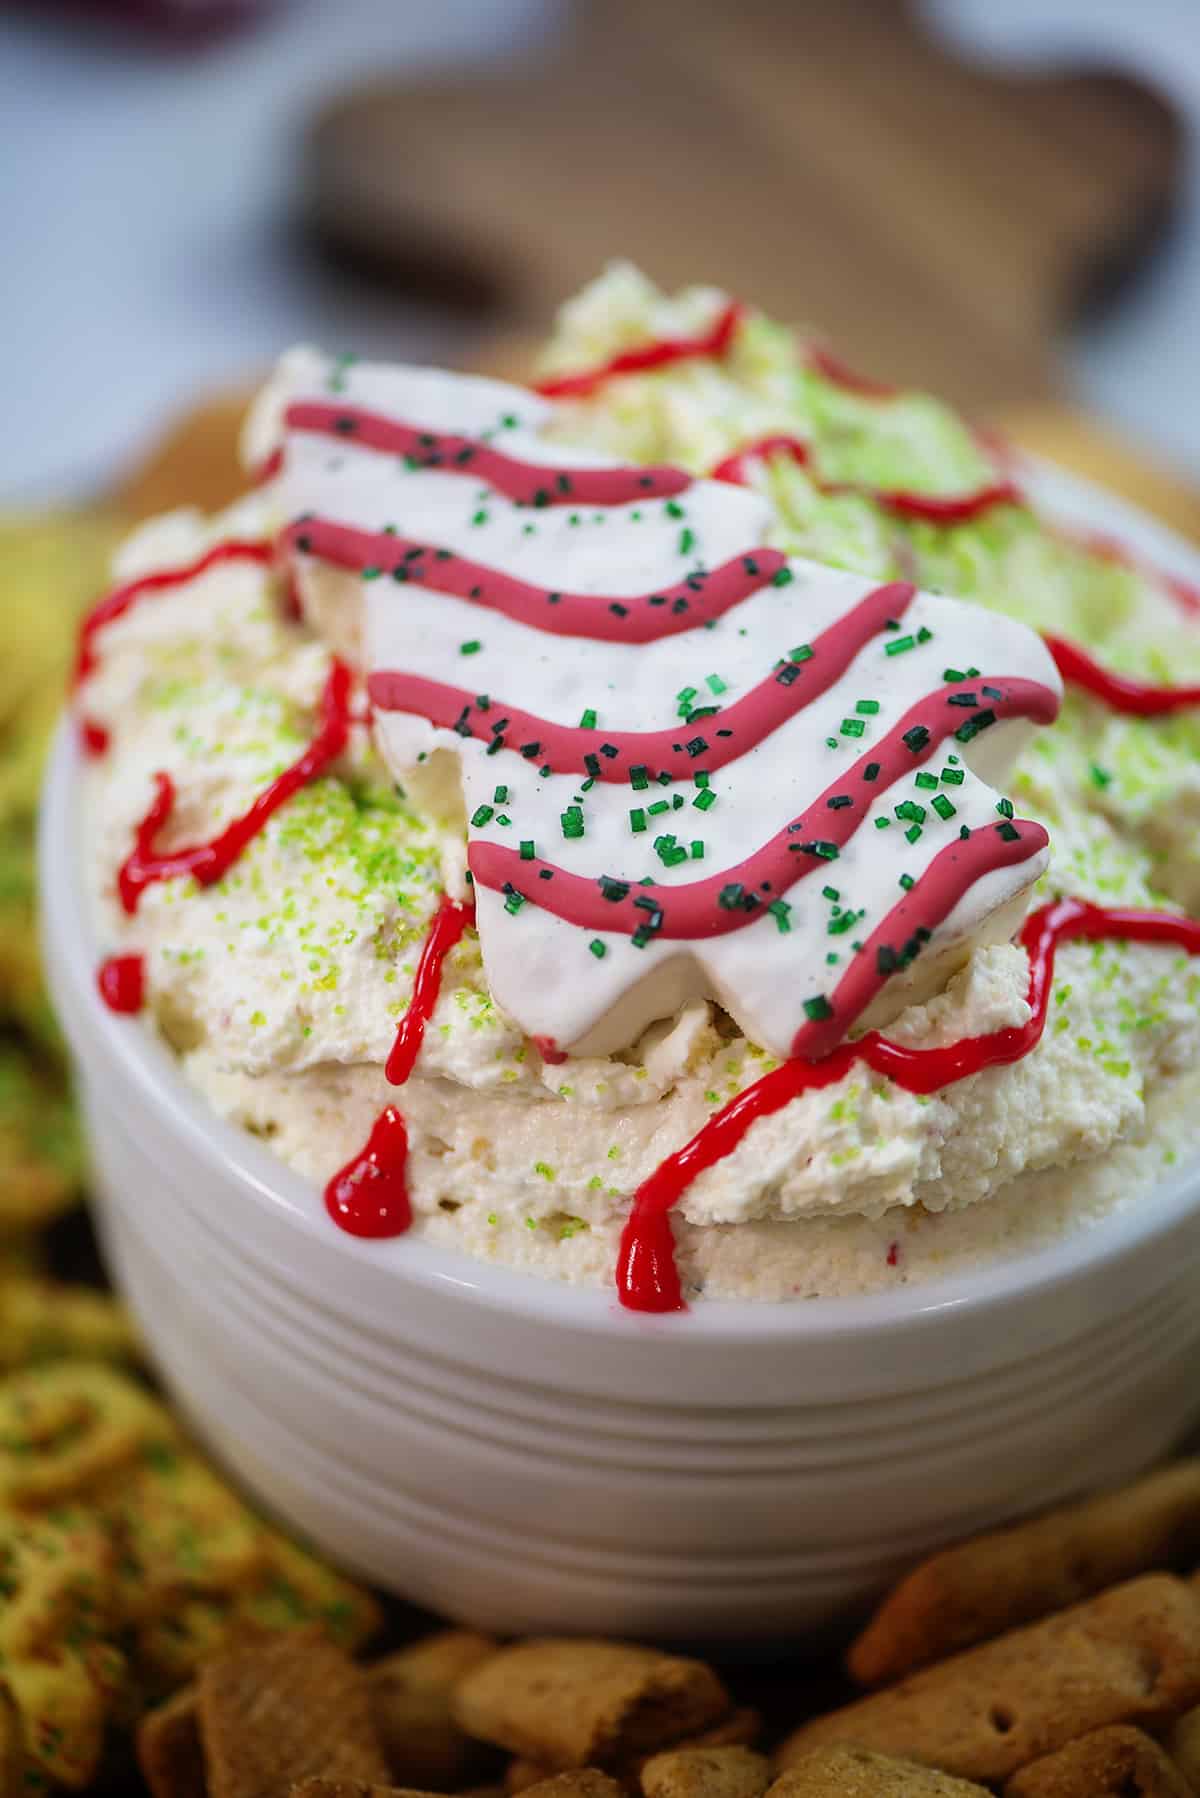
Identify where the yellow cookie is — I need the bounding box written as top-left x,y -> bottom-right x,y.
0,1276 -> 139,1374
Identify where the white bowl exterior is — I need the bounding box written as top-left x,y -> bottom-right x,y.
42,456 -> 1200,1640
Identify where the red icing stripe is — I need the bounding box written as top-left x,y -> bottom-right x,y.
117,659 -> 352,914
466,679 -> 1059,936
369,581 -> 920,782
533,301 -> 745,400
1046,636 -> 1200,716
75,540 -> 271,686
284,518 -> 787,646
787,821 -> 1048,1058
285,401 -> 691,506
386,895 -> 475,1085
711,434 -> 1023,526
618,896 -> 1200,1312
806,345 -> 898,399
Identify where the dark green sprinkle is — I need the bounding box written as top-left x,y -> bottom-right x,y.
803,995 -> 833,1022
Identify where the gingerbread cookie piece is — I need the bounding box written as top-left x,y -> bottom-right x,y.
778,1574 -> 1200,1784
850,1461 -> 1200,1685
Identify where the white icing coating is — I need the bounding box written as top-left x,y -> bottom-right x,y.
248,352 -> 1062,1060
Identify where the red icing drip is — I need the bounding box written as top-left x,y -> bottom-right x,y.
468,678 -> 1059,937
372,581 -> 924,783
711,434 -> 1022,526
75,540 -> 271,687
285,402 -> 691,506
97,954 -> 145,1014
80,717 -> 109,758
534,302 -> 744,400
284,519 -> 786,646
807,345 -> 898,398
386,895 -> 475,1085
618,897 -> 1200,1311
886,1241 -> 900,1267
1046,636 -> 1200,716
324,1105 -> 412,1238
534,1036 -> 568,1065
117,659 -> 352,914
253,447 -> 283,486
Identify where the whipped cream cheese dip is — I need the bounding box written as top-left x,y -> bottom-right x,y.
78,276 -> 1200,1310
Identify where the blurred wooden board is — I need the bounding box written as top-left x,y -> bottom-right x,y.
303,0 -> 1182,412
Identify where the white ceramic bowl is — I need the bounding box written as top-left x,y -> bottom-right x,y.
41,459 -> 1200,1643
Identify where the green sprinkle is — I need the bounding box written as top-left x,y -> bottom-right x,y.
905,824 -> 923,844
706,673 -> 728,695
941,766 -> 965,785
885,635 -> 916,657
932,794 -> 956,820
874,816 -> 891,829
789,642 -> 814,662
916,626 -> 933,644
630,764 -> 650,790
1090,762 -> 1113,789
856,698 -> 880,715
579,707 -> 598,729
589,939 -> 606,959
471,509 -> 488,526
648,799 -> 670,816
996,797 -> 1014,818
534,1161 -> 555,1181
803,995 -> 833,1022
825,736 -> 838,749
470,804 -> 494,827
840,718 -> 866,738
504,888 -> 525,915
665,499 -> 685,519
693,788 -> 716,812
519,839 -> 535,861
361,565 -> 383,580
769,899 -> 792,933
915,772 -> 938,790
899,873 -> 915,891
679,527 -> 695,556
822,885 -> 839,901
773,566 -> 795,587
895,800 -> 926,824
561,806 -> 585,839
695,771 -> 711,787
630,808 -> 647,833
691,839 -> 705,859
943,666 -> 966,683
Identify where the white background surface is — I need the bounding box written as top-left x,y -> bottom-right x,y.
2,0 -> 1198,502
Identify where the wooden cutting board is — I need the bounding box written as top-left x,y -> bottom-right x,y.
301,0 -> 1182,413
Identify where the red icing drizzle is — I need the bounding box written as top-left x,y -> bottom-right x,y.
75,540 -> 271,687
469,681 -> 1057,943
1046,636 -> 1200,716
385,895 -> 475,1085
711,434 -> 1022,526
324,1106 -> 412,1239
534,302 -> 744,400
619,897 -> 1200,1311
806,345 -> 898,399
370,585 -> 932,783
97,954 -> 145,1014
80,718 -> 110,758
117,659 -> 352,914
285,401 -> 690,506
284,519 -> 786,646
